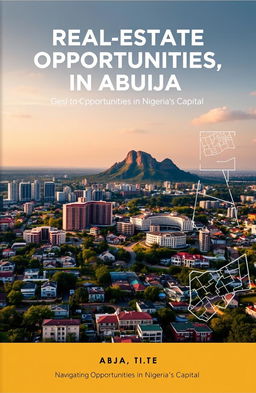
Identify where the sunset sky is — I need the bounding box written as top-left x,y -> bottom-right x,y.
2,1 -> 256,170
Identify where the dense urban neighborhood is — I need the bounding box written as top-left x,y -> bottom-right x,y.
0,172 -> 256,343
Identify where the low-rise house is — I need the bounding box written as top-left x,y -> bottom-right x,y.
169,301 -> 189,311
170,322 -> 212,342
99,251 -> 115,262
50,304 -> 69,318
166,285 -> 190,302
2,248 -> 16,258
132,283 -> 146,293
42,319 -> 80,342
137,324 -> 163,343
90,227 -> 100,236
96,314 -> 119,335
245,304 -> 256,319
112,281 -> 132,292
43,259 -> 57,268
225,294 -> 239,308
21,282 -> 37,298
106,234 -> 126,244
57,256 -> 76,268
0,261 -> 15,272
24,268 -> 40,280
117,311 -> 153,332
88,286 -> 105,302
136,301 -> 156,314
0,218 -> 14,230
0,272 -> 14,283
41,281 -> 57,298
171,252 -> 209,268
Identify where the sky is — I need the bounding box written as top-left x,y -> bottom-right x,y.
2,1 -> 256,170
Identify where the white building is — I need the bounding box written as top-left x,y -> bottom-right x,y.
24,202 -> 34,215
146,231 -> 186,248
199,228 -> 211,252
8,180 -> 19,202
130,212 -> 193,232
99,251 -> 115,262
137,324 -> 163,343
41,281 -> 57,298
21,282 -> 37,298
42,319 -> 80,342
23,226 -> 66,245
88,286 -> 105,302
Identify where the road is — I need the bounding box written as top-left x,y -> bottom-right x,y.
112,242 -> 138,267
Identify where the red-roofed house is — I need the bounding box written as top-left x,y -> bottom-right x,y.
246,304 -> 256,319
42,319 -> 80,342
0,218 -> 14,230
133,283 -> 146,293
0,271 -> 14,283
2,249 -> 16,258
117,311 -> 153,331
96,314 -> 119,335
171,252 -> 209,268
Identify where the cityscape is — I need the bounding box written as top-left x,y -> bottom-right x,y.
0,159 -> 256,343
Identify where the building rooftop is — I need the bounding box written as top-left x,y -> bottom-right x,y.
138,324 -> 162,332
171,322 -> 212,333
118,311 -> 152,321
42,319 -> 80,326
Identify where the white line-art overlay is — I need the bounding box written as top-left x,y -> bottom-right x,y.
200,130 -> 236,172
188,255 -> 251,322
189,131 -> 251,321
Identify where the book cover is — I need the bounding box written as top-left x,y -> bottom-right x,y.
0,1 -> 255,393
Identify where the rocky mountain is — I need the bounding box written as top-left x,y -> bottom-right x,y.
93,150 -> 198,182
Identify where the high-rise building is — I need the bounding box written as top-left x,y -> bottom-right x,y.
31,180 -> 41,201
44,182 -> 56,202
24,202 -> 34,215
0,196 -> 3,212
92,190 -> 104,201
199,228 -> 211,252
8,180 -> 19,202
56,191 -> 66,203
63,201 -> 112,231
84,188 -> 92,201
19,182 -> 32,202
227,207 -> 237,218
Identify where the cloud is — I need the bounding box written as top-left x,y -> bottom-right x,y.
11,113 -> 32,119
250,91 -> 256,96
13,85 -> 40,96
192,106 -> 256,125
120,128 -> 149,135
253,139 -> 256,143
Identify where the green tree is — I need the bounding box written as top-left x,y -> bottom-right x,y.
157,308 -> 175,326
23,305 -> 53,328
105,286 -> 122,302
12,280 -> 23,291
10,256 -> 27,274
8,328 -> 28,342
0,306 -> 21,330
52,272 -> 77,295
95,266 -> 110,286
7,290 -> 23,306
144,286 -> 160,301
69,287 -> 88,308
